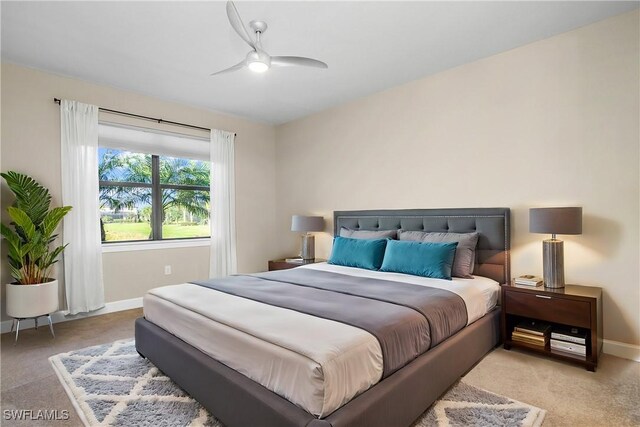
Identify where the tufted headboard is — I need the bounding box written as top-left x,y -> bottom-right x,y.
334,208 -> 511,284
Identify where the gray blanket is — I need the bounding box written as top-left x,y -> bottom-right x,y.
192,268 -> 467,377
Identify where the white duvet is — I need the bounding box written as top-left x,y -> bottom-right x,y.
143,263 -> 499,417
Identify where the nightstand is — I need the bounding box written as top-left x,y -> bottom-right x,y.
268,258 -> 327,271
502,283 -> 602,371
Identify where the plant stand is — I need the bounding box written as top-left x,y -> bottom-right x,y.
10,314 -> 55,343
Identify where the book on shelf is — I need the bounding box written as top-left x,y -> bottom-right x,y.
512,337 -> 545,347
550,339 -> 586,356
511,331 -> 546,346
551,327 -> 587,345
512,333 -> 545,343
514,320 -> 551,337
284,258 -> 304,263
512,330 -> 546,341
514,275 -> 543,286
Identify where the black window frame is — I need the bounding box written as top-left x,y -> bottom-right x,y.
100,153 -> 210,243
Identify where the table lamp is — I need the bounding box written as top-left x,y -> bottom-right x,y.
291,215 -> 325,261
529,207 -> 582,289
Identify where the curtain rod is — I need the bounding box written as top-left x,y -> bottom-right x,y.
53,98 -> 236,136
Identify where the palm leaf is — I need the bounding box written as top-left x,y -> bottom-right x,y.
26,232 -> 45,261
42,206 -> 72,239
1,171 -> 51,225
42,244 -> 68,268
9,265 -> 23,283
6,245 -> 24,268
7,207 -> 36,240
0,223 -> 21,248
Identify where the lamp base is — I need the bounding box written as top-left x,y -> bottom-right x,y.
301,234 -> 315,261
543,239 -> 564,289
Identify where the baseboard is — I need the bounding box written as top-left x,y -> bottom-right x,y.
1,297 -> 143,334
603,339 -> 640,362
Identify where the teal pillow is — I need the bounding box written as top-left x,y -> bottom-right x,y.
380,240 -> 458,280
328,236 -> 388,270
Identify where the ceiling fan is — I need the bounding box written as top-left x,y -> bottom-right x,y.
211,1 -> 328,76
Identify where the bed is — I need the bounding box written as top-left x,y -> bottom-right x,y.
135,208 -> 510,427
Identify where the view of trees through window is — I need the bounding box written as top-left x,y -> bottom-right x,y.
98,148 -> 210,242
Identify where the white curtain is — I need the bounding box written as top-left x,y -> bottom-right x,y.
210,129 -> 237,277
60,100 -> 105,314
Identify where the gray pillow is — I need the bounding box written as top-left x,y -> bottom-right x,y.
397,230 -> 479,278
339,227 -> 397,240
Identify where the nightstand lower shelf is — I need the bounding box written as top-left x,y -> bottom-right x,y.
503,339 -> 595,371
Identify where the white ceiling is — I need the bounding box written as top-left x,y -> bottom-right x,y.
1,1 -> 637,124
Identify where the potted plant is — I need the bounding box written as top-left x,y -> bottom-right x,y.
1,171 -> 72,320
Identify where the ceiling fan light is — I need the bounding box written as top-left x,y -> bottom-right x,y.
248,60 -> 269,73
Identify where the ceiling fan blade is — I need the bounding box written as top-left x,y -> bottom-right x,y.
226,1 -> 256,50
210,60 -> 245,76
271,56 -> 328,69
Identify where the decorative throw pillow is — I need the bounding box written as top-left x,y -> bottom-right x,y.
380,240 -> 458,280
328,236 -> 388,270
339,227 -> 397,240
397,231 -> 479,278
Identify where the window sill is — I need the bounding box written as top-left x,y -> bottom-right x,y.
101,238 -> 210,253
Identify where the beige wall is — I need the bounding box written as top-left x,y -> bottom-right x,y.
275,11 -> 640,346
0,63 -> 278,320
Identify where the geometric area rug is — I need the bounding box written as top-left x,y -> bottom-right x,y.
50,339 -> 546,427
416,381 -> 546,427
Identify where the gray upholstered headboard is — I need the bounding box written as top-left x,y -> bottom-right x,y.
333,208 -> 510,284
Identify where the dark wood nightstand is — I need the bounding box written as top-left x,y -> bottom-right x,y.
502,283 -> 602,371
268,258 -> 327,271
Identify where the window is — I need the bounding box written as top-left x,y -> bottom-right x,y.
98,124 -> 210,243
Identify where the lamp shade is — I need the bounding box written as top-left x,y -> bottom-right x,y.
291,215 -> 324,232
529,207 -> 582,235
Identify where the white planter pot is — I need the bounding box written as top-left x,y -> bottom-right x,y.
6,280 -> 59,318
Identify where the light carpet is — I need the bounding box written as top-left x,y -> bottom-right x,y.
50,339 -> 546,427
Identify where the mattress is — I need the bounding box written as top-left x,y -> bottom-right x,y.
143,263 -> 499,417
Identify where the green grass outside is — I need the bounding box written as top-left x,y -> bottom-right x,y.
104,222 -> 209,241
163,224 -> 210,239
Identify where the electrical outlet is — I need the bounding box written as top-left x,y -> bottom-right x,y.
164,265 -> 172,275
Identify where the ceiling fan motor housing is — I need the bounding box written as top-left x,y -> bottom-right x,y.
245,49 -> 271,72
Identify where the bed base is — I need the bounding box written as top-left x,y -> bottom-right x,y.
135,308 -> 500,427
